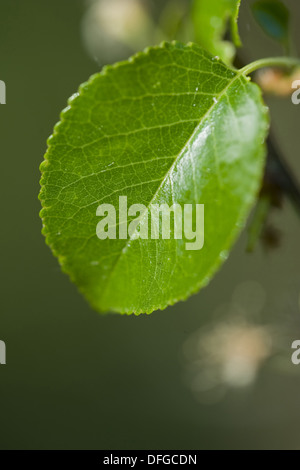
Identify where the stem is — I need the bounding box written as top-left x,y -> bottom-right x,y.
240,57 -> 300,75
235,53 -> 300,231
266,138 -> 300,217
247,195 -> 271,252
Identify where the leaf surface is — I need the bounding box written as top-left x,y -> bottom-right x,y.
39,42 -> 269,315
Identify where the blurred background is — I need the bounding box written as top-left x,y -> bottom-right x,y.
0,0 -> 300,450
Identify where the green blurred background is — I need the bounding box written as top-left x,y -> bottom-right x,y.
0,0 -> 300,450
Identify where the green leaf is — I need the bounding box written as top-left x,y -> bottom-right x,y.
252,0 -> 290,48
231,0 -> 242,47
39,42 -> 269,315
192,0 -> 242,64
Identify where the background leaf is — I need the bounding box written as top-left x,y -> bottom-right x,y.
39,42 -> 269,315
192,0 -> 242,64
252,0 -> 290,49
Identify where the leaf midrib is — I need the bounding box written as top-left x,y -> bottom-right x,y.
98,70 -> 244,306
